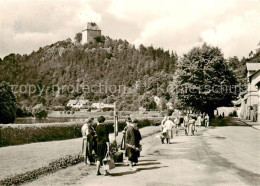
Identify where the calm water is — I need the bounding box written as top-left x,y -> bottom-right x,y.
14,117 -> 89,124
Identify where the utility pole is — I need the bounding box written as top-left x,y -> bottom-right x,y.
114,101 -> 118,151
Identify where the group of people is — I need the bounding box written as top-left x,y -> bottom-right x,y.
81,116 -> 111,176
81,116 -> 142,176
160,113 -> 210,143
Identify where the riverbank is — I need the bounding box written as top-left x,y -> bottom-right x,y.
0,126 -> 160,184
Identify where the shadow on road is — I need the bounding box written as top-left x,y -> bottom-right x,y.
138,159 -> 157,162
136,162 -> 161,166
111,166 -> 168,177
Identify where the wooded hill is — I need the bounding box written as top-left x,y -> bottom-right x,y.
0,35 -> 259,111
0,36 -> 177,110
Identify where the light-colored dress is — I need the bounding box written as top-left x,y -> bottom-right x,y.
81,124 -> 89,157
196,116 -> 202,126
164,120 -> 174,139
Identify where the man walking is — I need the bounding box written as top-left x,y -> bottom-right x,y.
205,114 -> 210,128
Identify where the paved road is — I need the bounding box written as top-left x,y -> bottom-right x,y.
27,124 -> 260,186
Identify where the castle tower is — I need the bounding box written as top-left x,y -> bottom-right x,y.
82,22 -> 101,44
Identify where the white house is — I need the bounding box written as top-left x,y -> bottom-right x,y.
67,100 -> 89,109
166,102 -> 174,110
91,102 -> 114,112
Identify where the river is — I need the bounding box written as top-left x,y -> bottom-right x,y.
14,117 -> 89,124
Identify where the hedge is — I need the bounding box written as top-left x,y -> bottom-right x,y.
0,118 -> 161,147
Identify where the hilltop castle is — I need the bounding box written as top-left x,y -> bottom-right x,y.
82,22 -> 101,44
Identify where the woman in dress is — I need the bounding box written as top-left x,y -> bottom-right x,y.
196,114 -> 202,131
126,120 -> 139,170
81,118 -> 94,166
95,116 -> 110,176
160,116 -> 167,144
184,114 -> 189,136
133,119 -> 142,164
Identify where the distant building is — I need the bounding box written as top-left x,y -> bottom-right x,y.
67,99 -> 89,109
166,102 -> 173,110
237,63 -> 260,122
91,102 -> 114,112
32,103 -> 44,112
154,96 -> 161,106
82,22 -> 101,44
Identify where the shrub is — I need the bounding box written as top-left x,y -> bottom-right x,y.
0,81 -> 18,124
16,107 -> 33,117
0,123 -> 84,147
35,110 -> 48,119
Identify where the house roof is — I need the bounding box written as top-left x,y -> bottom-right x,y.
33,103 -> 43,110
91,103 -> 100,108
91,103 -> 114,109
246,63 -> 260,71
77,100 -> 88,105
83,22 -> 101,31
67,100 -> 78,105
67,100 -> 88,105
249,68 -> 260,81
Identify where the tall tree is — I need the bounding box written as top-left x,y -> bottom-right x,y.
175,43 -> 238,117
0,81 -> 17,124
74,32 -> 82,43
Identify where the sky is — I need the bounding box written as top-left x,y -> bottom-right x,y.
0,0 -> 260,59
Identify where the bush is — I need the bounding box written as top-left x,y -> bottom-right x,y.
0,81 -> 18,124
0,123 -> 83,147
16,107 -> 33,117
35,110 -> 48,119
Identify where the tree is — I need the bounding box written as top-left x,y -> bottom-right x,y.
74,32 -> 82,43
0,81 -> 17,124
175,43 -> 238,117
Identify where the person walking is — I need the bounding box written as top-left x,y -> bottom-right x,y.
121,117 -> 131,150
95,116 -> 110,176
81,118 -> 95,166
188,115 -> 196,136
163,117 -> 174,144
125,120 -> 140,170
122,117 -> 131,165
205,114 -> 210,128
160,116 -> 168,144
184,114 -> 189,136
196,114 -> 202,132
133,119 -> 142,164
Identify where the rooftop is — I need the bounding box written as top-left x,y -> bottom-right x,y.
83,22 -> 101,31
246,63 -> 260,71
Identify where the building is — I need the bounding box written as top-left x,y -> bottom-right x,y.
82,22 -> 101,44
67,100 -> 89,109
166,102 -> 174,110
248,68 -> 260,122
237,63 -> 260,122
91,103 -> 114,112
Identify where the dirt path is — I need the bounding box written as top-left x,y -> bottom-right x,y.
26,125 -> 260,186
